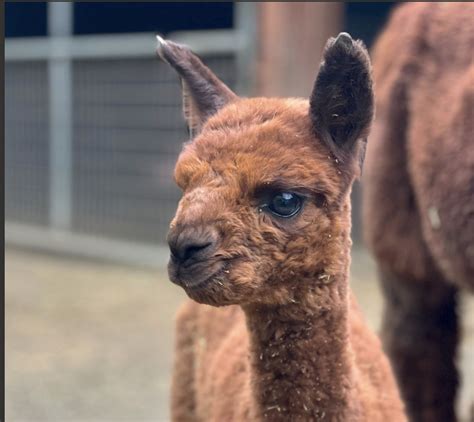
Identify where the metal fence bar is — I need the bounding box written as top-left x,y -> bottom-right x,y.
5,30 -> 239,61
234,3 -> 259,96
5,222 -> 169,269
48,2 -> 73,229
48,2 -> 73,37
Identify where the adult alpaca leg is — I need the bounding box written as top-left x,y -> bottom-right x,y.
380,269 -> 459,422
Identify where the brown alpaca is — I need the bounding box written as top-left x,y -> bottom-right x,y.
157,33 -> 405,421
363,3 -> 474,422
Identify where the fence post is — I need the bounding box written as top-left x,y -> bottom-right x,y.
48,2 -> 73,230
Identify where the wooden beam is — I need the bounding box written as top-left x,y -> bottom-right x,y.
256,2 -> 344,97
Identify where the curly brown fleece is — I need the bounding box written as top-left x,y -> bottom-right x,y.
158,33 -> 406,421
363,3 -> 474,422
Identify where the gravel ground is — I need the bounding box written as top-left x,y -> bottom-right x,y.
5,247 -> 474,421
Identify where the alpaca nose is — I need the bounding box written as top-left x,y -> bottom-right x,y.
167,226 -> 218,266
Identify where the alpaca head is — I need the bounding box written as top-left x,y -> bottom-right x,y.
158,33 -> 373,306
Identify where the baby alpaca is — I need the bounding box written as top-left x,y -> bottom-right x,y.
158,32 -> 405,421
363,3 -> 474,422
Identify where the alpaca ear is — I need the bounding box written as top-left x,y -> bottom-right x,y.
156,36 -> 238,137
309,33 -> 374,165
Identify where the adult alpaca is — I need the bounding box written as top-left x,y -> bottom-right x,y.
363,3 -> 473,421
158,33 -> 405,421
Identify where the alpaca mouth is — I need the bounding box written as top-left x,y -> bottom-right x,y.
184,266 -> 227,291
167,258 -> 227,291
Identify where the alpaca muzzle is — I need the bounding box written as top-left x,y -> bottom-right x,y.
167,224 -> 223,289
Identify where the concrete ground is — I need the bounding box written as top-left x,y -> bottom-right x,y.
5,247 -> 474,421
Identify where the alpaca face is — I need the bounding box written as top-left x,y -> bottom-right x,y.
158,34 -> 373,306
168,99 -> 345,306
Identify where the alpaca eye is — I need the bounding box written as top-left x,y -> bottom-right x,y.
267,192 -> 302,218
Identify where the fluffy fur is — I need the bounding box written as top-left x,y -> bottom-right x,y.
159,33 -> 406,421
363,3 -> 474,421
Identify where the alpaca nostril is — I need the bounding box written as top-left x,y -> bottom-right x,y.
168,227 -> 218,265
181,241 -> 213,262
171,240 -> 214,264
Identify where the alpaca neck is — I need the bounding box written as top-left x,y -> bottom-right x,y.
243,231 -> 356,420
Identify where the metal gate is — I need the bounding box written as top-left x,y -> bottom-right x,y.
5,27 -> 255,266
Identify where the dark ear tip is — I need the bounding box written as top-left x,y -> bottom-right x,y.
155,35 -> 191,65
334,32 -> 354,47
324,32 -> 370,65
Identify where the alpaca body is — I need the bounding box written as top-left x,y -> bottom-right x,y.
363,3 -> 474,421
156,32 -> 405,422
